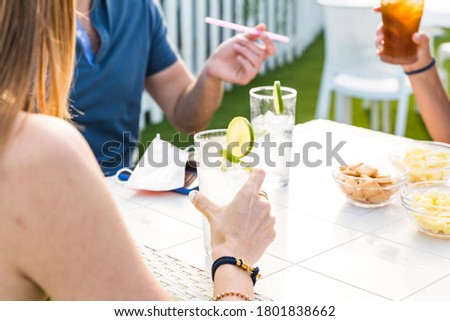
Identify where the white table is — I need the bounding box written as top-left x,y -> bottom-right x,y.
107,120 -> 450,301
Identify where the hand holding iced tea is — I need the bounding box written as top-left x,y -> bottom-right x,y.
380,0 -> 424,65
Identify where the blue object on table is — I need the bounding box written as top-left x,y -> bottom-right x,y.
172,185 -> 199,195
117,171 -> 131,182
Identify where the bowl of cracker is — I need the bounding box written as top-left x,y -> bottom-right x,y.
332,158 -> 409,208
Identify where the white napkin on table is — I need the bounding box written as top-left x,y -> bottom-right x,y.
115,134 -> 189,191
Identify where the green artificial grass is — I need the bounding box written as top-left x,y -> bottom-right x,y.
141,30 -> 450,148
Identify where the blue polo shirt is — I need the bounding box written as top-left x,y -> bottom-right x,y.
70,0 -> 178,176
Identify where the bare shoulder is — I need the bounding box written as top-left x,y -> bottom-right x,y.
0,113 -> 104,223
0,114 -> 104,299
1,113 -> 107,217
0,114 -> 167,300
0,112 -> 106,216
5,113 -> 95,170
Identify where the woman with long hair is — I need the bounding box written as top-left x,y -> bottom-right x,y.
0,0 -> 275,300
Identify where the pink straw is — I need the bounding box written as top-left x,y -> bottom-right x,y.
205,17 -> 290,43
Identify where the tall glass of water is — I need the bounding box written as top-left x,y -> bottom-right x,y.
250,86 -> 297,188
194,129 -> 251,256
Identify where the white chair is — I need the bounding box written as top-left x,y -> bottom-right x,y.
316,0 -> 413,136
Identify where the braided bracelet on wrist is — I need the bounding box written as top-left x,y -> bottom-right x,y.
404,58 -> 436,76
212,256 -> 261,286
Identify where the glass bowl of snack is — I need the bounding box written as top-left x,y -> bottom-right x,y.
391,141 -> 450,183
401,181 -> 450,239
332,158 -> 409,208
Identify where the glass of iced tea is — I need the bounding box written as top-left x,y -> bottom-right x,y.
380,0 -> 425,65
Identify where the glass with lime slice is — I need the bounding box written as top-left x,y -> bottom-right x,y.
249,81 -> 297,188
194,117 -> 255,255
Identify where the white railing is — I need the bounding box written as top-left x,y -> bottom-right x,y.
142,0 -> 324,126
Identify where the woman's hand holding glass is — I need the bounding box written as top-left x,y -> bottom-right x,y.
190,168 -> 275,265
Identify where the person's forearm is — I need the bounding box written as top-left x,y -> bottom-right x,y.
173,65 -> 224,133
408,66 -> 450,143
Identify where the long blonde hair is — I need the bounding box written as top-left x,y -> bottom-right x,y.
0,0 -> 76,150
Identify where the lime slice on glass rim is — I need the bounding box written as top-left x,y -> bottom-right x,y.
272,80 -> 284,115
225,116 -> 254,163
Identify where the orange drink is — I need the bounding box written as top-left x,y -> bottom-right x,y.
380,0 -> 424,65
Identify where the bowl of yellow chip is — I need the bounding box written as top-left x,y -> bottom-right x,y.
401,181 -> 450,239
332,158 -> 409,208
391,141 -> 450,183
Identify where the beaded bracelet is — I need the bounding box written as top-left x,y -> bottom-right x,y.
212,256 -> 261,285
212,291 -> 253,301
404,58 -> 436,76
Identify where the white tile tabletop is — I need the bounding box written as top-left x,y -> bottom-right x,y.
266,208 -> 363,263
121,207 -> 202,251
373,217 -> 450,260
404,275 -> 450,301
256,265 -> 386,301
108,120 -> 450,301
300,235 -> 450,301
